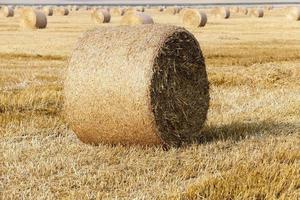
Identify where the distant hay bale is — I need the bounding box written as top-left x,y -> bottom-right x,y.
239,7 -> 248,15
164,7 -> 179,15
145,8 -> 162,14
56,7 -> 69,16
182,9 -> 207,28
121,13 -> 154,25
91,9 -> 111,24
72,6 -> 79,11
15,7 -> 25,16
286,7 -> 300,21
110,7 -> 124,16
179,8 -> 189,17
123,7 -> 136,15
231,6 -> 240,13
123,8 -> 137,16
1,6 -> 14,17
136,7 -> 145,12
213,7 -> 230,19
250,8 -> 264,18
43,6 -> 53,16
64,25 -> 209,146
20,8 -> 47,29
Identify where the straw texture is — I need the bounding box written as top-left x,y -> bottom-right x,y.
182,9 -> 207,28
91,9 -> 111,24
20,8 -> 47,29
121,13 -> 154,25
287,7 -> 300,21
1,6 -> 14,17
64,25 -> 209,147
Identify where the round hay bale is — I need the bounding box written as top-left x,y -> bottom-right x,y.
136,7 -> 145,12
123,9 -> 138,16
231,6 -> 240,13
145,8 -> 161,14
164,7 -> 179,15
15,7 -> 25,16
43,6 -> 53,16
179,8 -> 189,17
250,8 -> 264,18
239,7 -> 248,15
286,7 -> 300,21
121,13 -> 154,25
72,6 -> 79,11
64,25 -> 209,147
91,9 -> 111,24
56,7 -> 69,16
110,7 -> 124,16
1,6 -> 14,17
214,7 -> 230,19
20,8 -> 47,29
182,9 -> 207,28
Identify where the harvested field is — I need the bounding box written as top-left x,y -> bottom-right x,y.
0,6 -> 299,199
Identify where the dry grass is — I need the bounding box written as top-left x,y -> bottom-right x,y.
0,9 -> 299,199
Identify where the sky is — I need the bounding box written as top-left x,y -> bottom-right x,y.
0,0 -> 299,4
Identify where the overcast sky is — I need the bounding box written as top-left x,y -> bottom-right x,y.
0,0 -> 299,4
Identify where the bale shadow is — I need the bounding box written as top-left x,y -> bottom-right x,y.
192,120 -> 298,145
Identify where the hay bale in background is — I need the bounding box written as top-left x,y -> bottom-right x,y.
123,8 -> 137,16
0,6 -> 14,17
231,6 -> 240,13
250,8 -> 264,18
136,6 -> 145,12
56,7 -> 69,16
20,8 -> 47,29
121,13 -> 154,25
286,7 -> 300,21
239,7 -> 248,15
182,9 -> 207,28
72,5 -> 79,11
64,25 -> 209,146
43,6 -> 53,16
91,9 -> 111,24
164,7 -> 179,15
213,7 -> 230,19
145,7 -> 163,14
110,7 -> 124,16
179,8 -> 189,17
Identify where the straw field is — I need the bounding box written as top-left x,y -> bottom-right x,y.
0,6 -> 299,199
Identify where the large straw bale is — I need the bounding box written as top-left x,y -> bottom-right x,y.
286,7 -> 300,21
43,6 -> 53,16
56,7 -> 69,16
250,8 -> 264,18
239,7 -> 248,15
72,5 -> 79,11
164,7 -> 179,15
121,13 -> 154,25
110,7 -> 124,16
64,25 -> 209,147
182,9 -> 207,28
1,6 -> 14,17
91,9 -> 111,24
20,8 -> 47,29
213,7 -> 230,19
145,8 -> 163,14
